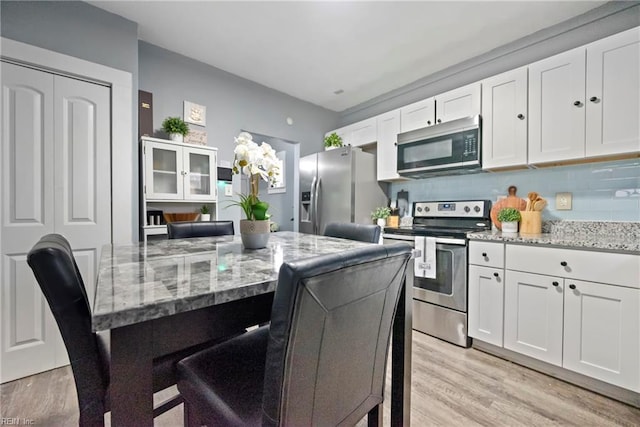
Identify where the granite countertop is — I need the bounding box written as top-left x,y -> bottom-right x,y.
93,231 -> 376,331
467,221 -> 640,253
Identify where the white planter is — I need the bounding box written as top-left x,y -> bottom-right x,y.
200,214 -> 210,221
169,133 -> 184,143
502,221 -> 518,233
376,218 -> 386,227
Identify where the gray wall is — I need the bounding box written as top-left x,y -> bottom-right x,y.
138,41 -> 339,226
339,2 -> 640,125
1,0 -> 140,239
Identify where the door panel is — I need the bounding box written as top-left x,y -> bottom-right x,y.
298,154 -> 316,234
317,149 -> 352,234
468,265 -> 504,347
184,147 -> 216,200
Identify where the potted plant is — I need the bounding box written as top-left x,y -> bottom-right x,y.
497,207 -> 521,233
162,116 -> 189,143
228,132 -> 281,249
371,206 -> 392,227
324,132 -> 343,151
200,204 -> 211,221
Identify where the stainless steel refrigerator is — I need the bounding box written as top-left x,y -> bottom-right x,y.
299,147 -> 388,235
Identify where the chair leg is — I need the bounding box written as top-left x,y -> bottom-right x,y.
183,401 -> 201,427
367,403 -> 382,427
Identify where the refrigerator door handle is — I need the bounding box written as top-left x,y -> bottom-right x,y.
310,176 -> 317,234
314,178 -> 321,234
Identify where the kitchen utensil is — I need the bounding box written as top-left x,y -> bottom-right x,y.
533,199 -> 547,211
490,186 -> 527,230
527,192 -> 539,211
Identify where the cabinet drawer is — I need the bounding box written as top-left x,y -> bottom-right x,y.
506,245 -> 640,288
469,241 -> 504,268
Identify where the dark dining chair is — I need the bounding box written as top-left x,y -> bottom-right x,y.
167,220 -> 234,239
323,221 -> 381,243
26,234 -> 237,426
177,242 -> 412,427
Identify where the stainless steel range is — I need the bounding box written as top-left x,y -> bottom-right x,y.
382,200 -> 491,347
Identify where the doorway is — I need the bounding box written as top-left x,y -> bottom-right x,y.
244,131 -> 299,232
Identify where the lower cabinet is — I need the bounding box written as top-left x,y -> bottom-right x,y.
468,265 -> 504,347
469,240 -> 640,394
504,271 -> 564,366
563,279 -> 640,391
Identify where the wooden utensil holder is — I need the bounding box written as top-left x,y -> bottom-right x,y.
520,211 -> 542,234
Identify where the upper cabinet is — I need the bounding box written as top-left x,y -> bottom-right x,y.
399,97 -> 435,133
434,82 -> 481,124
585,27 -> 640,157
376,110 -> 406,181
326,117 -> 377,148
143,137 -> 217,201
528,47 -> 586,164
481,67 -> 528,169
529,27 -> 640,165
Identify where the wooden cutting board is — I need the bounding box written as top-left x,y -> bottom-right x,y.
490,196 -> 527,230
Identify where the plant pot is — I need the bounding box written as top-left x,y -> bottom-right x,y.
324,145 -> 339,151
240,219 -> 270,249
376,218 -> 386,227
501,221 -> 518,233
200,214 -> 210,222
169,133 -> 184,143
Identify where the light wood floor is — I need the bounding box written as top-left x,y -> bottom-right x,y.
1,331 -> 639,426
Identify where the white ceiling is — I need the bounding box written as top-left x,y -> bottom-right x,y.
89,1 -> 606,112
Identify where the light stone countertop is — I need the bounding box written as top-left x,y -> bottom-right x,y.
92,232 -> 382,331
467,221 -> 640,253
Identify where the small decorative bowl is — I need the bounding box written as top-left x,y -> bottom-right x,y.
163,212 -> 199,223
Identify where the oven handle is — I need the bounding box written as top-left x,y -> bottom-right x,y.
382,234 -> 466,246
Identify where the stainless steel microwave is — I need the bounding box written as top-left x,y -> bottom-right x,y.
397,115 -> 481,178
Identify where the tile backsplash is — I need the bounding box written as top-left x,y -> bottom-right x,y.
389,158 -> 640,222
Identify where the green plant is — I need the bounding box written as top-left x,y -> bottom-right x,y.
324,132 -> 343,148
371,206 -> 391,221
497,207 -> 521,223
161,116 -> 189,136
200,204 -> 210,214
227,192 -> 270,220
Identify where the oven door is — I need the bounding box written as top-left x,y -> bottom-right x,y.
413,241 -> 467,312
383,234 -> 467,313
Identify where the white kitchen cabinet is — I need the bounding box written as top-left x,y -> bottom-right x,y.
528,47 -> 586,164
503,271 -> 564,366
468,265 -> 504,347
563,279 -> 639,392
481,67 -> 529,169
399,97 -> 435,133
585,27 -> 640,157
326,118 -> 377,148
435,82 -> 481,124
143,138 -> 217,202
376,110 -> 406,181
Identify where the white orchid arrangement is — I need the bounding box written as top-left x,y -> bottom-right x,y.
231,132 -> 281,220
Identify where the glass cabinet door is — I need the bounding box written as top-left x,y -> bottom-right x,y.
145,141 -> 184,200
184,147 -> 217,201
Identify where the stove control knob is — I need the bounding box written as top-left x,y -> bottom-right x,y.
474,206 -> 481,213
417,207 -> 423,212
464,206 -> 470,213
424,207 -> 430,212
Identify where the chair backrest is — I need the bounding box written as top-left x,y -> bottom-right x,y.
167,220 -> 235,239
323,222 -> 381,243
27,234 -> 107,426
262,243 -> 412,426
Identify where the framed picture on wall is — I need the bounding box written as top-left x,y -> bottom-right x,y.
184,101 -> 206,126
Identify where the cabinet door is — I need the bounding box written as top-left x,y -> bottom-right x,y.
504,271 -> 564,366
563,280 -> 639,391
468,265 -> 504,347
184,147 -> 217,201
145,141 -> 184,200
435,82 -> 481,124
481,67 -> 528,169
399,97 -> 435,132
528,48 -> 586,164
349,118 -> 377,147
586,27 -> 640,157
376,110 -> 404,181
